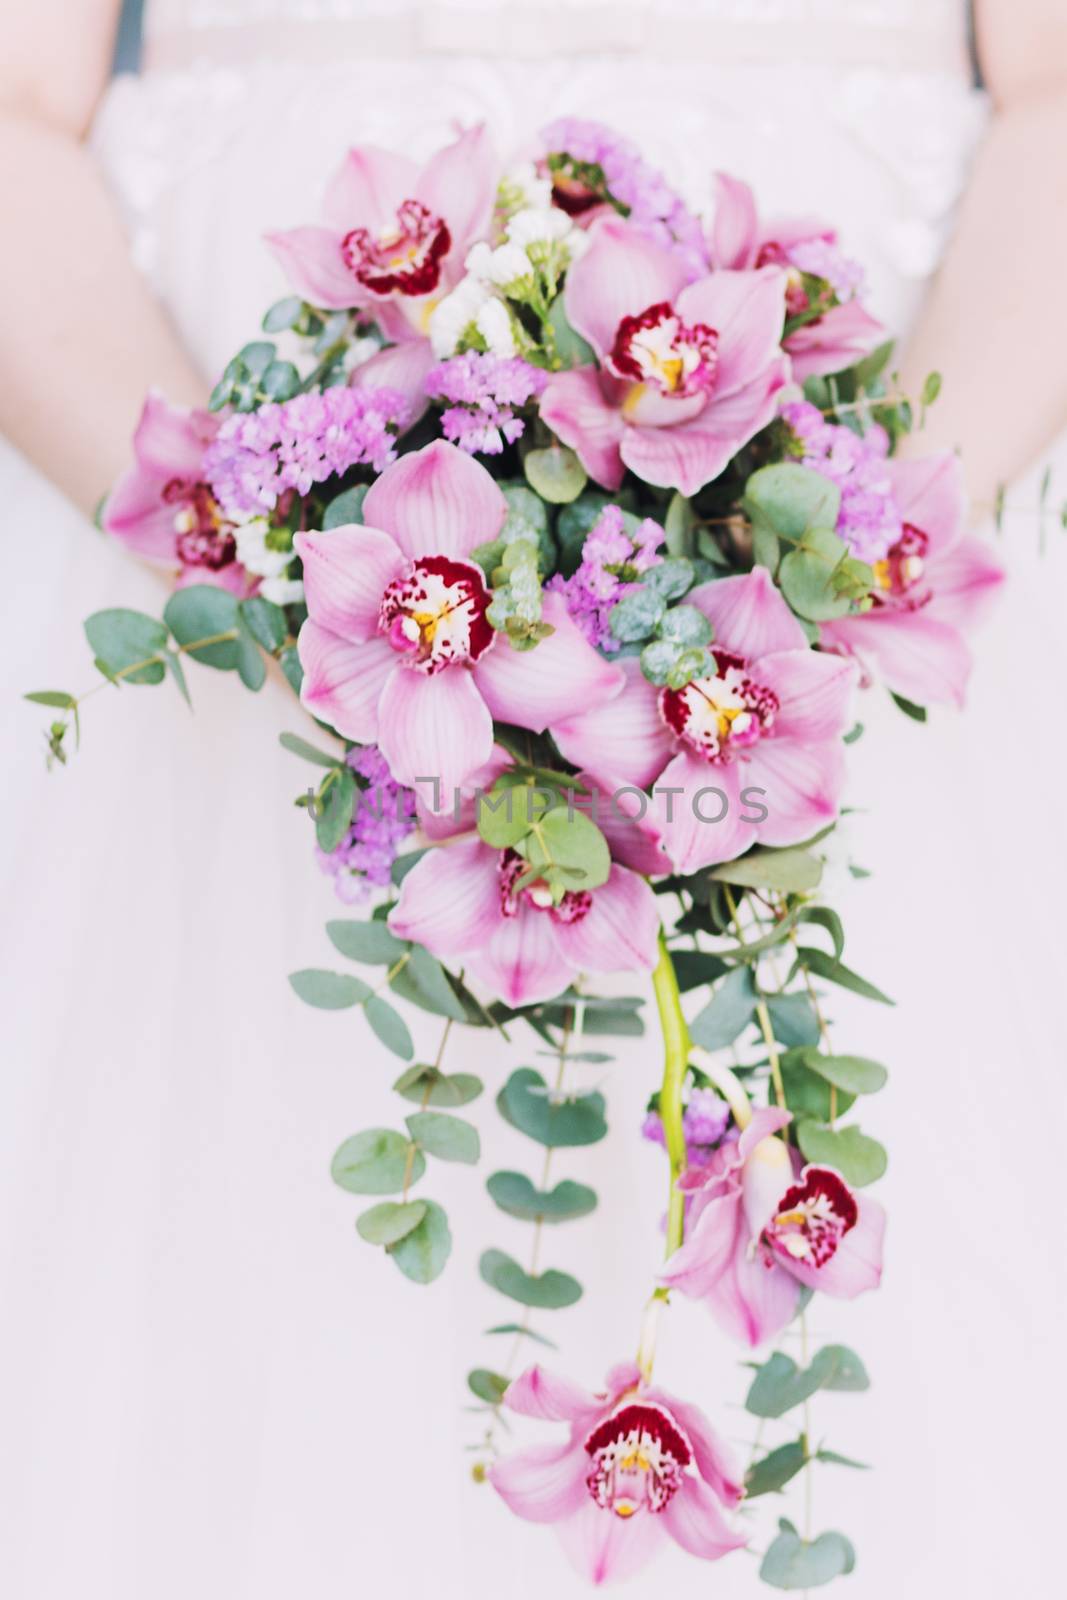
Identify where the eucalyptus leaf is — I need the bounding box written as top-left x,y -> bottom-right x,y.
766,993 -> 821,1048
241,596 -> 288,653
479,1248 -> 583,1309
331,1129 -> 424,1196
163,586 -> 241,669
761,1526 -> 856,1590
745,1439 -> 808,1498
484,1323 -> 558,1348
744,462 -> 842,543
802,1051 -> 888,1095
796,1121 -> 887,1186
496,1068 -> 608,1148
327,920 -> 408,965
792,947 -> 893,1005
486,1170 -> 597,1223
688,968 -> 756,1051
406,1111 -> 480,1165
746,1345 -> 870,1419
779,527 -> 854,622
393,1066 -> 483,1108
390,944 -> 469,1022
288,969 -> 371,1009
388,1198 -> 451,1283
709,846 -> 823,893
356,1200 -> 427,1246
364,996 -> 414,1060
524,445 -> 587,504
84,608 -> 168,684
315,766 -> 356,853
547,295 -> 595,369
279,731 -> 342,768
467,1369 -> 510,1405
323,484 -> 369,529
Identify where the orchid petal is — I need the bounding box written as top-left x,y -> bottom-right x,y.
473,593 -> 623,732
296,623 -> 394,742
540,369 -> 626,491
550,657 -> 672,790
376,662 -> 494,798
463,903 -> 574,1008
361,440 -> 507,561
785,299 -> 883,382
350,339 -> 435,426
687,567 -> 808,657
743,735 -> 845,847
555,1499 -> 666,1587
564,213 -> 691,359
548,866 -> 660,977
488,1441 -> 590,1525
662,1476 -> 747,1560
821,610 -> 972,708
652,752 -> 758,875
321,145 -> 416,232
264,226 -> 362,310
709,172 -> 759,270
676,267 -> 786,398
388,836 -> 503,954
783,1191 -> 887,1299
295,526 -> 404,643
757,648 -> 856,742
504,1364 -> 605,1424
414,123 -> 497,255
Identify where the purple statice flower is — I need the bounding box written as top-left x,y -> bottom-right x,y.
426,352 -> 547,456
204,386 -> 410,515
541,117 -> 708,279
316,745 -> 416,904
642,1089 -> 733,1168
785,237 -> 865,302
547,504 -> 663,652
782,399 -> 901,566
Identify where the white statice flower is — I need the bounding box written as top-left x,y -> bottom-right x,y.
475,297 -> 517,357
259,574 -> 305,606
497,161 -> 552,217
506,206 -> 575,250
429,275 -> 492,357
466,239 -> 534,294
235,516 -> 292,581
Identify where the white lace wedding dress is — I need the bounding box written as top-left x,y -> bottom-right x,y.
1,4 -> 1063,1597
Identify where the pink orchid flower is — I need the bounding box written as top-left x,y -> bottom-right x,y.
103,392 -> 251,593
540,214 -> 789,496
660,1107 -> 886,1347
387,773 -> 661,1006
820,452 -> 1005,707
294,441 -> 623,804
709,172 -> 884,381
489,1361 -> 745,1586
550,568 -> 856,875
265,125 -> 497,342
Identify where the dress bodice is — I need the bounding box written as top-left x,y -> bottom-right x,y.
94,0 -> 988,381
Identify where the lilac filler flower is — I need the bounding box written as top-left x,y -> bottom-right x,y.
782,399 -> 902,566
203,386 -> 411,516
315,745 -> 417,904
546,504 -> 662,651
425,352 -> 547,456
541,117 -> 708,279
642,1088 -> 733,1167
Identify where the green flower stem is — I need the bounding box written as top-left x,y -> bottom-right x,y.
650,929 -> 690,1260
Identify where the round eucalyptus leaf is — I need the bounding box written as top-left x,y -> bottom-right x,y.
524,445 -> 588,504
356,1200 -> 427,1246
331,1129 -> 424,1195
387,1198 -> 452,1283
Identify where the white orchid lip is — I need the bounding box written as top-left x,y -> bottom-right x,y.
608,300 -> 719,402
378,554 -> 493,675
342,199 -> 452,297
584,1401 -> 691,1518
660,649 -> 779,763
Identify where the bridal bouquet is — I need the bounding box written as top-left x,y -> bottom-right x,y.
30,121 -> 1003,1589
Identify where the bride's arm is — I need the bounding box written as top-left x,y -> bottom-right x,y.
900,0 -> 1067,503
0,0 -> 204,513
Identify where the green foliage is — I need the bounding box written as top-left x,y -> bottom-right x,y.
765,993 -> 821,1048
746,1346 -> 870,1419
479,1249 -> 582,1309
496,1067 -> 608,1147
475,776 -> 611,899
163,586 -> 240,670
393,1065 -> 483,1107
791,947 -> 893,1005
406,1111 -> 480,1165
364,995 -> 414,1060
327,920 -> 408,964
547,295 -> 595,369
796,1121 -> 887,1186
802,1051 -> 888,1095
688,968 -> 756,1050
279,731 -> 342,767
389,946 -> 470,1022
332,1129 -> 424,1196
467,1368 -> 510,1405
486,1171 -> 597,1223
746,1439 -> 808,1498
760,1522 -> 856,1590
323,484 -> 369,529
780,1050 -> 855,1123
709,845 -> 823,893
388,1199 -> 452,1283
356,1200 -> 428,1246
314,765 -> 356,852
890,690 -> 927,723
84,608 -> 168,685
524,444 -> 587,504
288,969 -> 371,1009
241,596 -> 288,653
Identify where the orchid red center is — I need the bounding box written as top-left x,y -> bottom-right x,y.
872,523 -> 930,609
660,649 -> 778,763
163,478 -> 237,571
379,554 -> 493,675
584,1402 -> 691,1518
608,302 -> 718,400
342,200 -> 451,296
497,850 -> 593,925
762,1166 -> 858,1270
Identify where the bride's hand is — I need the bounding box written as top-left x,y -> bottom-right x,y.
0,0 -> 204,513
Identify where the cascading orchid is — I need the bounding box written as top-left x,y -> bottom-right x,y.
35,114 -> 1007,1597
489,1362 -> 745,1585
540,214 -> 789,494
660,1107 -> 886,1347
551,567 -> 857,873
708,171 -> 884,381
819,451 -> 1005,706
